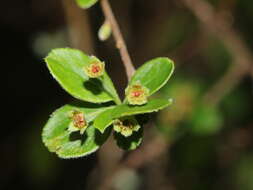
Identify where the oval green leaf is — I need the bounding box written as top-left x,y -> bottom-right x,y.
42,104 -> 111,159
94,98 -> 173,133
45,48 -> 120,104
75,0 -> 98,9
128,57 -> 174,96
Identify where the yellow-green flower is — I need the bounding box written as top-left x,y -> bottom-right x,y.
84,60 -> 105,78
68,110 -> 87,134
125,81 -> 149,105
113,117 -> 140,137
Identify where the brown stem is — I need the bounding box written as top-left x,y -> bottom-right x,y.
181,0 -> 253,105
98,134 -> 170,190
100,0 -> 135,80
62,0 -> 94,54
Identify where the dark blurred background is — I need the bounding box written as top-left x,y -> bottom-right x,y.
2,0 -> 253,190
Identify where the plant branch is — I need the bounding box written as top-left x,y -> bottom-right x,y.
181,0 -> 253,105
100,0 -> 135,80
98,134 -> 170,190
98,2 -> 172,189
62,0 -> 94,54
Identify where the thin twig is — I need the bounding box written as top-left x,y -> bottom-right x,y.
181,0 -> 253,105
98,135 -> 169,190
100,0 -> 135,80
62,0 -> 94,53
123,136 -> 169,169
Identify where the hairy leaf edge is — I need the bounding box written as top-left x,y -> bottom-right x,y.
96,98 -> 173,133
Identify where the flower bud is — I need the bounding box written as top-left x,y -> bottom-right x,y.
68,110 -> 87,134
84,60 -> 105,78
113,117 -> 140,137
125,82 -> 149,105
98,21 -> 112,41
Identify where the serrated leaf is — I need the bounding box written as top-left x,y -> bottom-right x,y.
94,98 -> 173,133
75,0 -> 98,9
45,48 -> 121,104
128,57 -> 174,97
42,104 -> 111,159
114,126 -> 143,150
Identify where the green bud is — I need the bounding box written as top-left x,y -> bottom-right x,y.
113,117 -> 141,137
125,81 -> 149,105
98,21 -> 112,41
84,59 -> 105,78
68,110 -> 87,134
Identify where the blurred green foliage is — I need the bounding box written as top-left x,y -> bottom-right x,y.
2,0 -> 253,190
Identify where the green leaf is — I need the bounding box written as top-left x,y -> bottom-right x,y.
94,98 -> 173,133
128,57 -> 174,96
42,104 -> 112,159
114,126 -> 143,150
75,0 -> 98,9
45,48 -> 121,104
102,72 -> 121,104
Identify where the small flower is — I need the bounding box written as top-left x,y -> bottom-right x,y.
68,110 -> 87,134
113,117 -> 140,137
125,81 -> 149,105
84,60 -> 105,78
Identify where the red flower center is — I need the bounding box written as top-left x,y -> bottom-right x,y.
73,114 -> 86,128
91,65 -> 100,73
132,91 -> 142,97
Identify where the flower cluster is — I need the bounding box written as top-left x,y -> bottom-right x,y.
113,117 -> 140,137
68,110 -> 87,134
84,60 -> 105,78
125,81 -> 149,105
